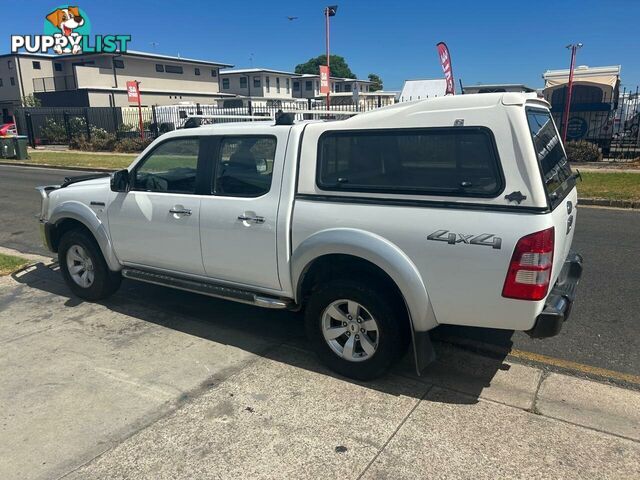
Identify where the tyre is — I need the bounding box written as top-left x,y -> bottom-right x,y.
305,279 -> 410,380
58,228 -> 121,301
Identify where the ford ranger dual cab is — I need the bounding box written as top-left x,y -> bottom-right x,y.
37,93 -> 583,380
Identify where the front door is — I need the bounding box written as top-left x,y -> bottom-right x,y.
200,132 -> 286,291
108,136 -> 205,275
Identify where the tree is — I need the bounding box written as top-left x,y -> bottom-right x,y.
368,73 -> 383,92
22,94 -> 42,107
295,54 -> 356,79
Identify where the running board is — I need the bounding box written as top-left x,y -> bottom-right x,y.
121,268 -> 292,309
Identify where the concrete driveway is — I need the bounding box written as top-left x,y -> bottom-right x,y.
1,257 -> 640,480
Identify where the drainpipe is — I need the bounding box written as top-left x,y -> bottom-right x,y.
111,54 -> 122,106
15,56 -> 27,104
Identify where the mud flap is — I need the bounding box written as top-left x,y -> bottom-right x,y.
413,330 -> 436,375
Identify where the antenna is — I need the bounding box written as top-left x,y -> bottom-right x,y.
249,53 -> 254,67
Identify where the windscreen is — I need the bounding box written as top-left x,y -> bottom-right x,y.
526,109 -> 575,208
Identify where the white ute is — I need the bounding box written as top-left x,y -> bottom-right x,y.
38,93 -> 583,379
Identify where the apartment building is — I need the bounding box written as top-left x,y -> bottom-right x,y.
0,50 -> 233,120
219,68 -> 296,99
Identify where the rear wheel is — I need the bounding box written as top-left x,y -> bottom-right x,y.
305,280 -> 409,380
58,229 -> 121,301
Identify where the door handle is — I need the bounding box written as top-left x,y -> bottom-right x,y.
237,214 -> 265,224
169,208 -> 192,216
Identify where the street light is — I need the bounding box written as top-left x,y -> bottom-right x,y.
561,42 -> 583,142
324,5 -> 338,110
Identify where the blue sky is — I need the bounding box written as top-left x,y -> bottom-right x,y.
7,0 -> 640,92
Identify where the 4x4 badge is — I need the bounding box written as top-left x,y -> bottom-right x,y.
427,230 -> 502,250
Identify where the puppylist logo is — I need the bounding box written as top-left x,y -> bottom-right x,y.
11,5 -> 131,55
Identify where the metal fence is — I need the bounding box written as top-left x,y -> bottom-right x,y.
548,86 -> 640,160
14,97 -> 391,147
15,89 -> 639,159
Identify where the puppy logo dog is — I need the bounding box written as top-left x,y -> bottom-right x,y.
46,6 -> 85,54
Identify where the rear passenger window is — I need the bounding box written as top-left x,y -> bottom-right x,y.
133,138 -> 199,194
317,128 -> 503,197
214,136 -> 277,197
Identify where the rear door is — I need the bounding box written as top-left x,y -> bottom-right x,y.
199,129 -> 289,291
526,108 -> 578,279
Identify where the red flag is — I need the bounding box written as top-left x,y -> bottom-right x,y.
436,42 -> 455,95
319,65 -> 330,94
126,81 -> 140,103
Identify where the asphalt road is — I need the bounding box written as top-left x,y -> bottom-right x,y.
1,164 -> 639,377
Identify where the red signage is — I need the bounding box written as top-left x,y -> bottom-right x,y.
436,42 -> 455,95
319,65 -> 330,94
126,80 -> 140,103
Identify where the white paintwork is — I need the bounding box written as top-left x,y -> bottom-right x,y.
39,93 -> 577,337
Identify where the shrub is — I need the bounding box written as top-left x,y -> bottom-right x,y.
69,126 -> 117,152
564,141 -> 602,163
113,137 -> 153,153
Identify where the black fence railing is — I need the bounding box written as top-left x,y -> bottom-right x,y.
546,86 -> 640,160
15,89 -> 639,159
14,99 -> 391,147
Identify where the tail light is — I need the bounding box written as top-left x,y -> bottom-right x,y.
502,227 -> 554,301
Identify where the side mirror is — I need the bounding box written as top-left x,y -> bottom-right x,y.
110,169 -> 130,192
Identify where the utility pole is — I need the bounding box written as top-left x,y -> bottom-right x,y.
561,43 -> 583,142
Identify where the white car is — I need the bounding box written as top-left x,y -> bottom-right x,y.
37,93 -> 583,379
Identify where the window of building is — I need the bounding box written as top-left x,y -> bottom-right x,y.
222,78 -> 230,89
343,83 -> 352,92
54,62 -> 62,72
10,77 -> 15,86
305,80 -> 312,91
133,138 -> 200,194
214,136 -> 277,197
195,67 -> 201,75
0,78 -> 3,87
253,76 -> 261,88
113,59 -> 125,69
165,65 -> 183,74
293,81 -> 300,92
334,83 -> 340,92
317,128 -> 503,197
155,64 -> 164,72
315,81 -> 319,91
32,61 -> 41,70
286,78 -> 290,93
265,76 -> 270,91
211,69 -> 218,77
240,77 -> 248,88
8,60 -> 14,70
276,77 -> 281,93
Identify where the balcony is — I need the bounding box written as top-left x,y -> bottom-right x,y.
32,75 -> 77,93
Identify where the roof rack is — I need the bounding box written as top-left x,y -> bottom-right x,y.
185,114 -> 274,121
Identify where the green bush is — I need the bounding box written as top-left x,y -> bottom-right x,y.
69,126 -> 117,152
113,137 -> 153,153
564,141 -> 602,163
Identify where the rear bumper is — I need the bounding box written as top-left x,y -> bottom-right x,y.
526,252 -> 583,338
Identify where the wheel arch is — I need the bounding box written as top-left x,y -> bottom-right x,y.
49,201 -> 121,271
292,228 -> 438,333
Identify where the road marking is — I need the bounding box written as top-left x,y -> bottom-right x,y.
508,349 -> 640,386
435,334 -> 640,386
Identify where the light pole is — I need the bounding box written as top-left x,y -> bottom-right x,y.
324,5 -> 337,110
561,42 -> 583,143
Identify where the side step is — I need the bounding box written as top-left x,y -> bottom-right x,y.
121,268 -> 292,310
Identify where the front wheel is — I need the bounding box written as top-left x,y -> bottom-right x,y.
58,229 -> 121,301
305,280 -> 409,380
